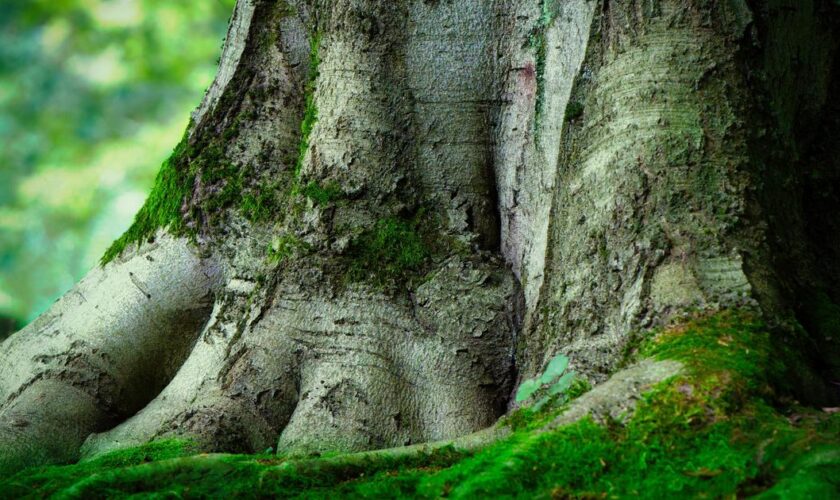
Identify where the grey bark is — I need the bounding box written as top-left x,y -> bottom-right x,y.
76,0 -> 519,462
1,0 -> 839,473
0,235 -> 219,471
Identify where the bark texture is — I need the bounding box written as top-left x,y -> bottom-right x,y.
498,0 -> 840,388
83,0 -> 521,460
2,0 -> 839,473
0,235 -> 219,471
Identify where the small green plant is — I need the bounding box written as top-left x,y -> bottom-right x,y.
516,354 -> 576,412
268,234 -> 310,263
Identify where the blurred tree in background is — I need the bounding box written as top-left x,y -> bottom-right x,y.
0,0 -> 235,335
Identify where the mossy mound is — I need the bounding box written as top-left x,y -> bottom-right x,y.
3,311 -> 839,498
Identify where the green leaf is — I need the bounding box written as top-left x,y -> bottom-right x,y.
549,372 -> 576,396
515,378 -> 541,402
539,354 -> 569,384
532,396 -> 550,412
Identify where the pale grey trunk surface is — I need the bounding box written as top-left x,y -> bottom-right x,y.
2,0 -> 839,473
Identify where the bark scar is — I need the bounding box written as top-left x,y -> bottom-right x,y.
128,272 -> 152,300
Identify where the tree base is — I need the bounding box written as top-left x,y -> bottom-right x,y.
5,311 -> 839,498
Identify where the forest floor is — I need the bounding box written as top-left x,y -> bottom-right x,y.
2,312 -> 839,498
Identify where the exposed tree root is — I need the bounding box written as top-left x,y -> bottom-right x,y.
0,234 -> 219,473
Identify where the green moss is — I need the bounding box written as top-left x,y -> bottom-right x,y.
301,180 -> 342,206
346,215 -> 430,286
285,31 -> 321,213
269,234 -> 311,263
530,0 -> 558,132
100,6 -> 321,265
566,377 -> 592,400
6,312 -> 840,498
197,162 -> 245,221
293,32 -> 321,184
100,109 -> 248,265
84,440 -> 200,468
640,311 -> 774,385
1,439 -> 198,498
2,442 -> 466,499
240,189 -> 278,222
103,22 -> 312,264
100,132 -> 194,265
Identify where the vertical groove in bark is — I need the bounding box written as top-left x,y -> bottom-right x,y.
405,1 -> 502,250
494,0 -> 599,341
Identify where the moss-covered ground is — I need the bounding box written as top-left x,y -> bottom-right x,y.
3,311 -> 839,498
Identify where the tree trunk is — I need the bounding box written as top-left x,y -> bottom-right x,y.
2,0 -> 839,473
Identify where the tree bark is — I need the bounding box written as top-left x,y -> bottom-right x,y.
2,0 -> 839,473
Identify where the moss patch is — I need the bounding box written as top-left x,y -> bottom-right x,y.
268,234 -> 311,263
530,0 -> 559,131
300,180 -> 342,206
293,32 -> 321,185
345,215 -> 430,286
100,132 -> 194,265
100,14 -> 308,265
1,440 -> 198,498
240,187 -> 281,223
6,312 -> 840,498
99,109 -> 253,264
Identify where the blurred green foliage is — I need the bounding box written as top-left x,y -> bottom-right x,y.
0,0 -> 235,327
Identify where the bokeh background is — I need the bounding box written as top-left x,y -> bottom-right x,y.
0,0 -> 235,338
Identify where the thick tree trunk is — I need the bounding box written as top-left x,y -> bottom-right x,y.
500,0 -> 840,391
2,0 -> 839,473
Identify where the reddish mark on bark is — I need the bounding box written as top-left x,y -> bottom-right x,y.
521,62 -> 536,80
518,62 -> 537,99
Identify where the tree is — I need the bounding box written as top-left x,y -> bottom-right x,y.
2,0 -> 839,485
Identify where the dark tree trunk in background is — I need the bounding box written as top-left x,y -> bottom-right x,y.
1,0 -> 839,474
0,316 -> 18,343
